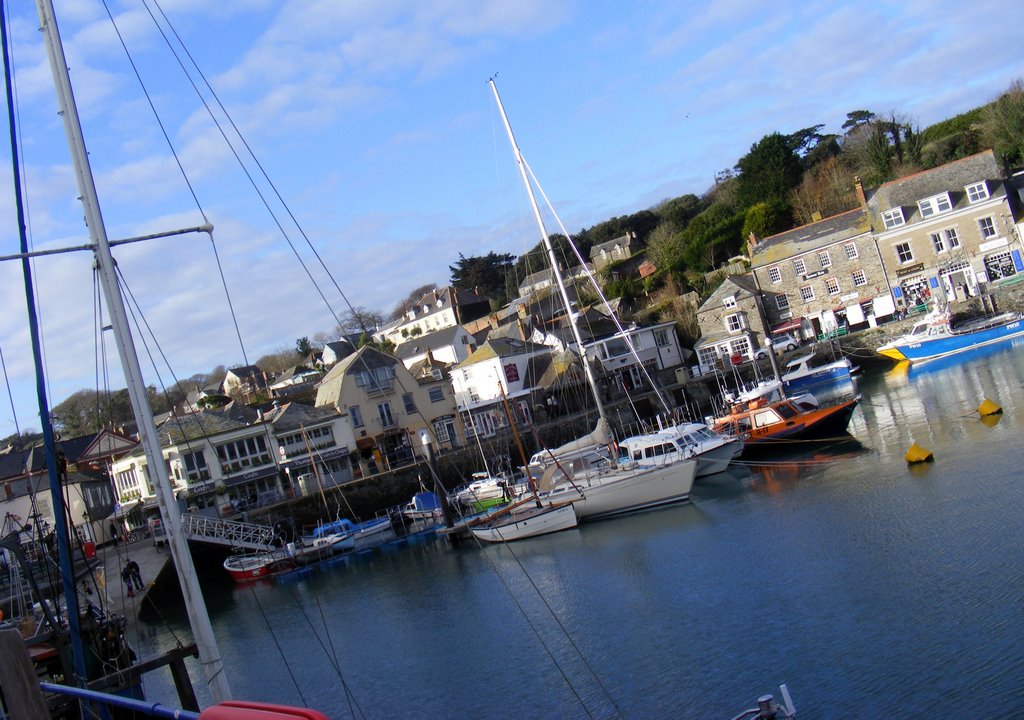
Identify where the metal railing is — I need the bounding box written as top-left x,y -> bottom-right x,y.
180,513 -> 277,550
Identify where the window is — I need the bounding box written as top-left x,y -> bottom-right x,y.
930,228 -> 960,253
775,294 -> 790,310
917,192 -> 952,218
826,278 -> 840,296
350,405 -> 363,427
882,208 -> 905,229
182,451 -> 210,483
817,251 -> 832,269
945,228 -> 961,249
428,387 -> 444,403
402,393 -> 416,413
215,435 -> 271,473
654,329 -> 669,347
431,368 -> 443,380
799,286 -> 815,302
377,402 -> 395,428
965,181 -> 989,203
723,295 -> 737,308
768,266 -> 782,284
852,269 -> 867,287
354,365 -> 395,392
725,313 -> 743,332
978,217 -> 997,239
895,243 -> 913,264
793,258 -> 806,276
844,242 -> 859,260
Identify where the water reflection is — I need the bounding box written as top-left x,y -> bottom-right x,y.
132,347 -> 1024,718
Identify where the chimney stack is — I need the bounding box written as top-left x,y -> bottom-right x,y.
854,176 -> 867,209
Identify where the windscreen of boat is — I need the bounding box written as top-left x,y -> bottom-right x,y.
752,408 -> 782,428
910,323 -> 930,336
774,403 -> 799,419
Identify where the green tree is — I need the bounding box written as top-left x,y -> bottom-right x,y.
295,336 -> 312,357
983,79 -> 1024,167
680,204 -> 746,271
842,110 -> 875,132
742,201 -> 790,245
734,132 -> 804,208
655,194 -> 704,231
449,252 -> 516,306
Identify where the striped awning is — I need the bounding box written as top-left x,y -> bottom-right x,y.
771,317 -> 803,333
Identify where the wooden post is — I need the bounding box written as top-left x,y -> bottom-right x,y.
0,628 -> 51,720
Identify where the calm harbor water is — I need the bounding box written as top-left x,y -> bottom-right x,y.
134,344 -> 1024,719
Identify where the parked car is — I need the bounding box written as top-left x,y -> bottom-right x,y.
755,333 -> 799,359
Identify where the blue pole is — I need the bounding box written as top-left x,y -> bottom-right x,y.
0,0 -> 88,683
40,683 -> 202,720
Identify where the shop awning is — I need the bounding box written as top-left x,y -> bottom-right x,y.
771,317 -> 803,333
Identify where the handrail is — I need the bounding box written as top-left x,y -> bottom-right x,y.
41,682 -> 201,720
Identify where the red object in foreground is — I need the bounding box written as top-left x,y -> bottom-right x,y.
200,701 -> 330,720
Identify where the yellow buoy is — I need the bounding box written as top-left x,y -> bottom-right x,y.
905,443 -> 934,464
977,398 -> 1002,416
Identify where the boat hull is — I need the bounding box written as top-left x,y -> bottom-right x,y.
877,315 -> 1024,363
542,460 -> 697,521
741,398 -> 860,454
693,437 -> 743,477
782,361 -> 854,395
470,503 -> 578,542
223,553 -> 296,582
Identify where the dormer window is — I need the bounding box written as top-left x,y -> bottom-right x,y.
965,182 -> 989,203
880,206 -> 905,229
882,207 -> 906,229
918,192 -> 952,218
723,295 -> 737,309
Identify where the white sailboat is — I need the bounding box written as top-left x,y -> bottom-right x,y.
488,79 -> 697,521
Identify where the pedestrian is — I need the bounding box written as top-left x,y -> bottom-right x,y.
121,564 -> 135,598
109,520 -> 119,546
126,558 -> 144,590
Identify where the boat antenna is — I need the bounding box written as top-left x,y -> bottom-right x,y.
488,78 -> 606,420
35,0 -> 231,701
2,2 -> 88,684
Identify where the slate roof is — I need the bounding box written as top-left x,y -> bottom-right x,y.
158,403 -> 259,444
263,402 -> 339,431
752,208 -> 869,260
456,338 -> 548,368
866,150 -> 1006,223
394,325 -> 462,360
589,233 -> 632,258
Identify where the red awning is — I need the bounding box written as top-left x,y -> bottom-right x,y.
771,317 -> 803,333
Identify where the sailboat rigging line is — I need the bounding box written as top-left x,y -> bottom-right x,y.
3,0 -> 90,683
284,585 -> 366,720
115,266 -> 221,462
521,158 -> 674,415
139,0 -> 361,336
243,583 -> 309,706
100,0 -> 250,368
468,539 -> 618,719
0,343 -> 21,436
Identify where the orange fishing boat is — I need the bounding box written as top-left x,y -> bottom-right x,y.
710,385 -> 859,454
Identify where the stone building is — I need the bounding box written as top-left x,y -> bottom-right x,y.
749,208 -> 891,339
693,274 -> 768,372
865,150 -> 1024,310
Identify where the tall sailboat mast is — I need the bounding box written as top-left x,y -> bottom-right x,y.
35,0 -> 231,702
488,78 -> 606,420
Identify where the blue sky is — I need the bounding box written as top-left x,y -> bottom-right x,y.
1,0 -> 1021,433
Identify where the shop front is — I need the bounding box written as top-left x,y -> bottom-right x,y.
937,259 -> 976,302
983,247 -> 1023,282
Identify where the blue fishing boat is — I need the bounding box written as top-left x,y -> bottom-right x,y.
780,352 -> 857,394
876,307 -> 1024,363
